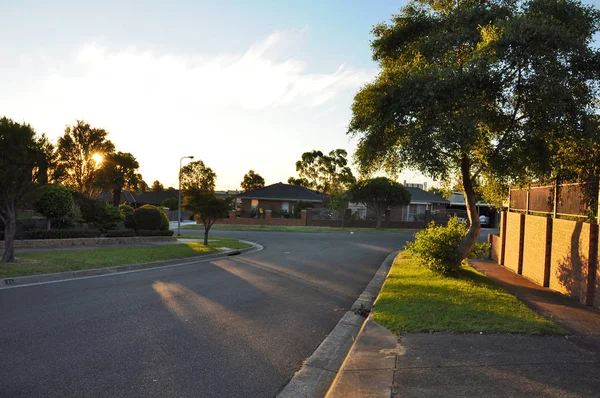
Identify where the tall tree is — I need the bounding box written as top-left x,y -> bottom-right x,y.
287,177 -> 310,187
0,117 -> 42,262
291,149 -> 356,193
349,0 -> 600,260
350,178 -> 411,228
151,180 -> 164,192
179,160 -> 216,193
94,152 -> 141,206
57,120 -> 115,195
183,190 -> 230,245
241,170 -> 265,192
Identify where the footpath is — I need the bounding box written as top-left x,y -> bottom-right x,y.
326,258 -> 600,398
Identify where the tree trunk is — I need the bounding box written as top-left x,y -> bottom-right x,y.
203,229 -> 209,246
375,208 -> 382,228
113,188 -> 122,207
456,155 -> 481,260
2,204 -> 17,263
47,219 -> 51,230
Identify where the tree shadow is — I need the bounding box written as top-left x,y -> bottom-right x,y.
555,221 -> 588,303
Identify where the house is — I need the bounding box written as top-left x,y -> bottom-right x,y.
236,183 -> 327,217
446,191 -> 498,227
350,183 -> 449,221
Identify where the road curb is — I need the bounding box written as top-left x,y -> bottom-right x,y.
0,240 -> 262,289
276,251 -> 399,398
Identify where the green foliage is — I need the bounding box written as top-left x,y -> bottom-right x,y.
151,180 -> 164,192
183,189 -> 230,244
160,197 -> 179,211
241,170 -> 265,192
349,0 -> 600,257
179,160 -> 216,192
293,201 -> 314,217
56,120 -> 115,196
406,218 -> 490,276
290,149 -> 356,194
132,205 -> 168,231
97,202 -> 123,231
105,229 -> 174,237
119,204 -> 135,229
34,185 -> 74,229
350,177 -> 411,228
94,151 -> 141,206
11,229 -> 102,240
427,186 -> 451,199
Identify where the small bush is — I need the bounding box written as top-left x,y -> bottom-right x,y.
405,217 -> 491,276
119,205 -> 135,229
136,230 -> 174,237
133,205 -> 168,231
97,202 -> 124,231
17,229 -> 103,240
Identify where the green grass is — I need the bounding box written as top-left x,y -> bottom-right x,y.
372,256 -> 566,335
182,224 -> 416,233
0,238 -> 251,278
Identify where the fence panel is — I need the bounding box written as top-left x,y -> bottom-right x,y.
311,208 -> 343,220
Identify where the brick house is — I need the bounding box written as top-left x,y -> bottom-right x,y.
236,183 -> 327,217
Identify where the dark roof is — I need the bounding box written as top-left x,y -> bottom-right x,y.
406,187 -> 450,204
236,183 -> 325,203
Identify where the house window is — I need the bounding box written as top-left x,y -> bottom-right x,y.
251,199 -> 259,209
281,202 -> 290,213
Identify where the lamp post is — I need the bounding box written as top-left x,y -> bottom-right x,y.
178,155 -> 194,236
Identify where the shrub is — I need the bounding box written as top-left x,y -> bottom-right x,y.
160,197 -> 178,211
105,229 -> 136,238
136,230 -> 174,237
34,185 -> 75,229
96,202 -> 123,231
119,204 -> 135,229
15,229 -> 102,240
405,217 -> 490,276
133,205 -> 168,231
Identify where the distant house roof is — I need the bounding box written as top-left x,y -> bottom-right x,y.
406,187 -> 450,204
236,183 -> 325,203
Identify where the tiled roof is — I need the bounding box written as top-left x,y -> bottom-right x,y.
405,187 -> 450,204
236,183 -> 325,202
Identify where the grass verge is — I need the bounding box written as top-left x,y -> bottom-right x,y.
0,238 -> 251,278
372,256 -> 565,335
183,224 -> 416,233
179,236 -> 253,249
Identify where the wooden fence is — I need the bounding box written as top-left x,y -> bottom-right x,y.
509,180 -> 600,221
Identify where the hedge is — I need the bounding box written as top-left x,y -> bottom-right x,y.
103,229 -> 174,238
0,229 -> 103,240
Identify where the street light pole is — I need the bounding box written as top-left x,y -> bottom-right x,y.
178,155 -> 194,236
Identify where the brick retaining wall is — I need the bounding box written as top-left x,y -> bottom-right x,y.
0,236 -> 177,249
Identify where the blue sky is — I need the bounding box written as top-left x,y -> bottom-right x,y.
1,0 -> 599,189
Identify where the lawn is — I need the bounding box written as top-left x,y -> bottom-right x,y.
183,224 -> 416,233
372,256 -> 565,335
0,238 -> 251,278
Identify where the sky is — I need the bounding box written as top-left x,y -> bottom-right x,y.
1,0 -> 599,190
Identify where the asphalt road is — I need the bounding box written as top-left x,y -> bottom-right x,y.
0,230 -> 412,398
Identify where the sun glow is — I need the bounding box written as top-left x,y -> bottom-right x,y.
91,153 -> 103,165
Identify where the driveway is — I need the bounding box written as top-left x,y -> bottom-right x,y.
0,230 -> 412,397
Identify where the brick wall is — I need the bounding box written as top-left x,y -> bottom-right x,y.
504,212 -> 523,273
490,234 -> 501,262
522,215 -> 551,286
549,219 -> 591,303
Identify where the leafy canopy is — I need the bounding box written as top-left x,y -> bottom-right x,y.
350,177 -> 411,227
290,149 -> 356,194
94,152 -> 141,206
179,160 -> 216,193
183,190 -> 230,245
241,170 -> 265,192
151,180 -> 165,192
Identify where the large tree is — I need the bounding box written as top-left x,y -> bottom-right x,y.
95,152 -> 141,206
349,0 -> 600,260
179,160 -> 216,193
290,149 -> 356,193
241,170 -> 265,192
57,120 -> 115,195
0,117 -> 42,262
183,190 -> 230,245
350,178 -> 411,228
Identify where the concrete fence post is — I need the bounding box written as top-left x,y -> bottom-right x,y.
499,211 -> 507,266
300,209 -> 308,226
265,210 -> 272,225
517,213 -> 525,275
305,208 -> 313,226
543,217 -> 553,287
586,223 -> 599,306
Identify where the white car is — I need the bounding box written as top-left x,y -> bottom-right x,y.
479,215 -> 490,226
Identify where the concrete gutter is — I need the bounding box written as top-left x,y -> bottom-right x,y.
0,240 -> 262,289
276,251 -> 399,398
